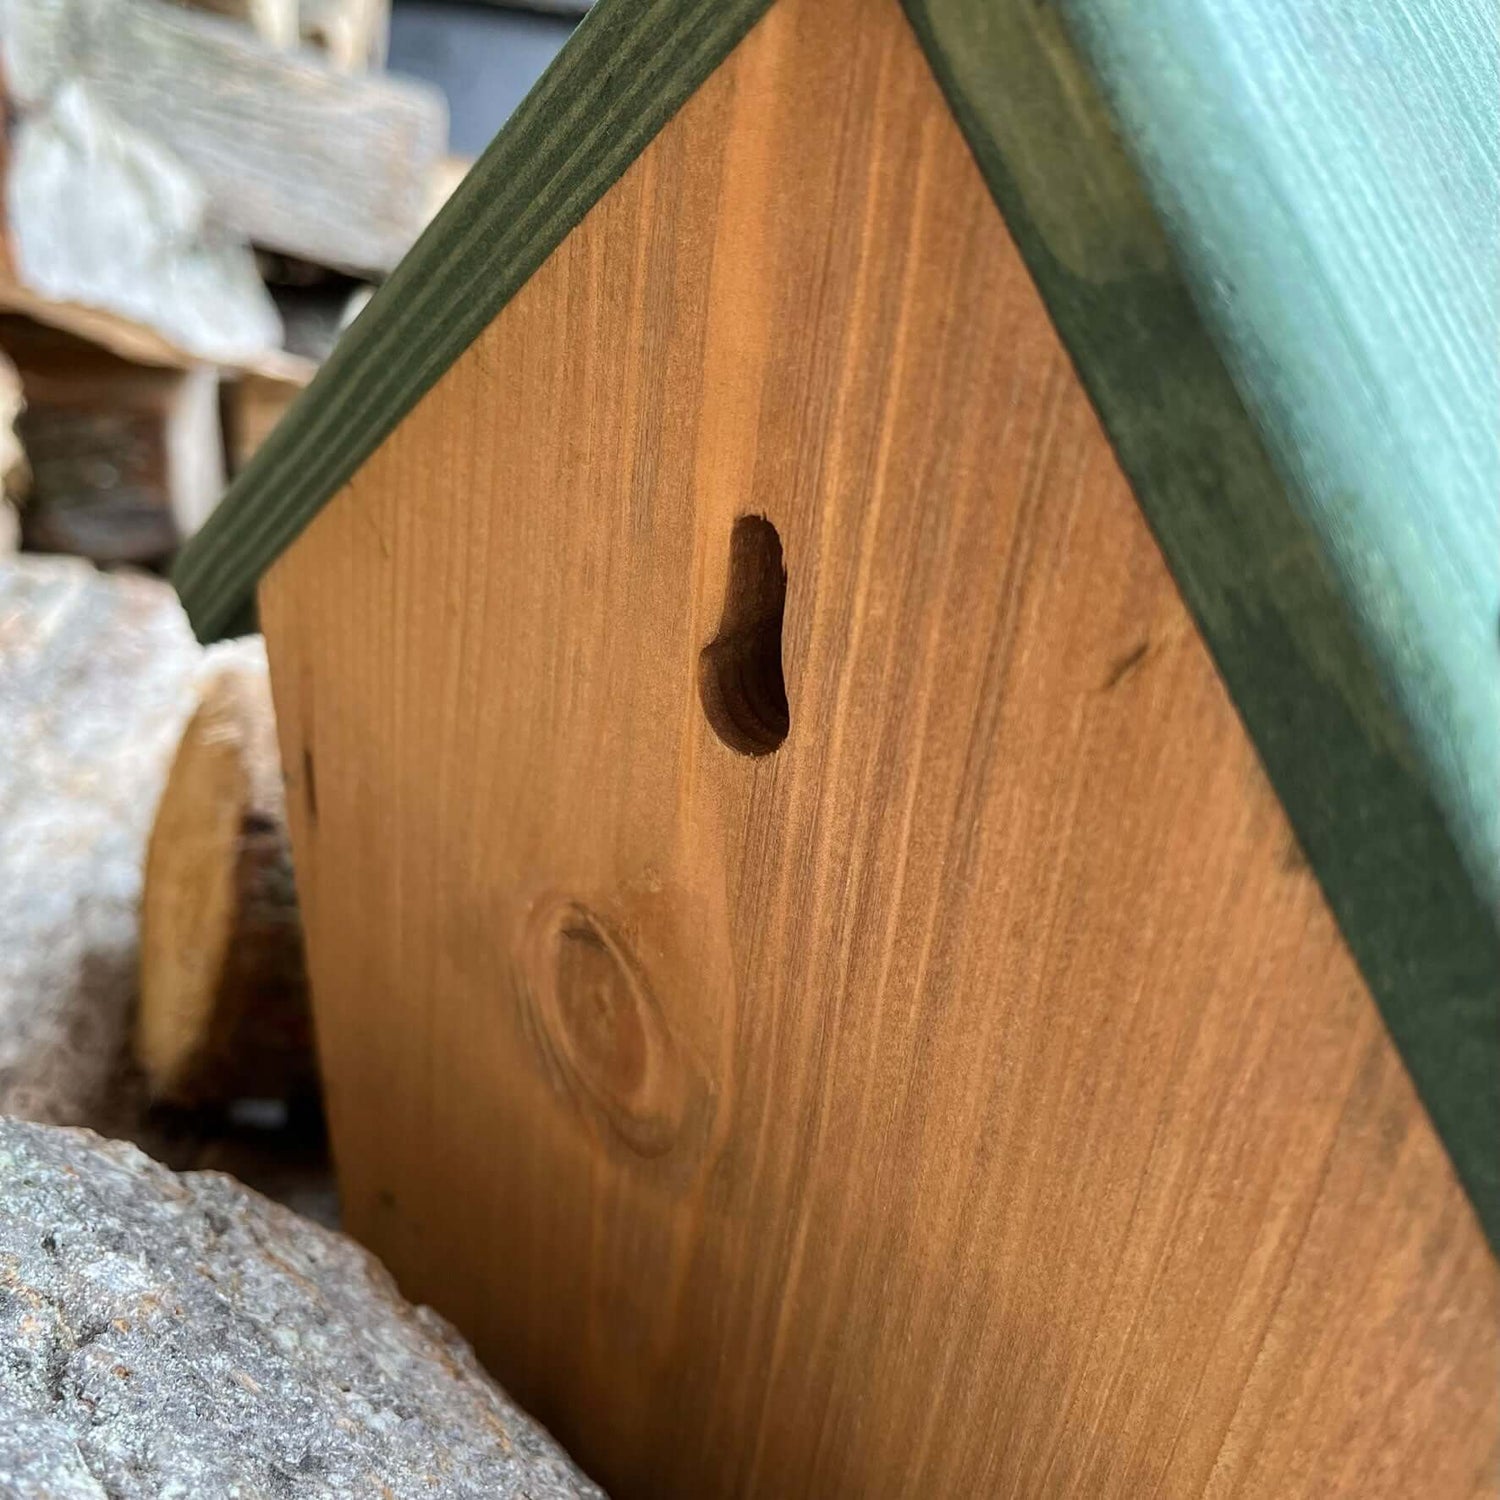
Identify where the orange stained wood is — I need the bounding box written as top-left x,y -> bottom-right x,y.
257,0 -> 1500,1494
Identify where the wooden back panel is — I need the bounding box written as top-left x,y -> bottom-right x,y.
260,0 -> 1498,1493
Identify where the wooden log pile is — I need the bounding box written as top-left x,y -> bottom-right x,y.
0,0 -> 452,565
0,555 -> 312,1137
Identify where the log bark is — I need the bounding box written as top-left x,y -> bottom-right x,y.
0,1118 -> 606,1498
0,557 -> 201,1128
138,637 -> 312,1106
222,368 -> 302,473
1,0 -> 447,274
6,316 -> 226,562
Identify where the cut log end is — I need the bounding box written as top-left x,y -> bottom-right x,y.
138,640 -> 312,1107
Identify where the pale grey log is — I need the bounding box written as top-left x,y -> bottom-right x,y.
0,0 -> 448,274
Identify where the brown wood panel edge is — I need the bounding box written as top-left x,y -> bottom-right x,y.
900,0 -> 1499,1251
172,0 -> 777,642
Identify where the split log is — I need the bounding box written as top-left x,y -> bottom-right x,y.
138,638 -> 313,1107
0,346 -> 24,550
181,0 -> 387,72
299,0 -> 390,72
1,0 -> 447,275
0,1118 -> 606,1499
222,369 -> 302,472
3,81 -> 284,364
182,0 -> 301,51
0,557 -> 201,1129
0,346 -> 26,498
4,317 -> 225,563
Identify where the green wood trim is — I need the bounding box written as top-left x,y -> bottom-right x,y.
173,0 -> 775,642
903,0 -> 1500,1247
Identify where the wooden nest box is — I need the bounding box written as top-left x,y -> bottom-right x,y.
175,1 -> 1499,1494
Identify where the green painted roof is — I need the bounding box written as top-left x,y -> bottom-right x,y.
176,0 -> 1500,1249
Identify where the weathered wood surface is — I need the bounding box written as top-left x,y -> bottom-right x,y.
181,0 -> 301,52
139,637 -> 311,1107
905,0 -> 1500,1249
0,346 -> 25,551
0,1118 -> 605,1498
0,272 -> 316,382
8,319 -> 225,562
0,557 -> 200,1128
0,0 -> 447,274
299,0 -> 389,72
3,80 -> 283,363
259,1 -> 1500,1494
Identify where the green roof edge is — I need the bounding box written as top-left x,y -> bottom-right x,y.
177,0 -> 1499,1250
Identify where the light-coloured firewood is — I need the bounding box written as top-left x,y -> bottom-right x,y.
179,0 -> 387,71
138,637 -> 311,1107
0,557 -> 201,1129
3,81 -> 283,364
1,0 -> 447,275
299,0 -> 389,72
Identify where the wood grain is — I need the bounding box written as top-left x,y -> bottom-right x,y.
138,639 -> 311,1108
260,0 -> 1499,1494
906,0 -> 1500,1251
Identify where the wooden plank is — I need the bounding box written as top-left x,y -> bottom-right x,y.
138,638 -> 312,1108
222,370 -> 304,474
903,0 -> 1500,1245
181,0 -> 301,52
258,0 -> 1500,1494
0,0 -> 446,274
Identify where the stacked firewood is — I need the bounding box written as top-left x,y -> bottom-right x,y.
0,0 -> 454,565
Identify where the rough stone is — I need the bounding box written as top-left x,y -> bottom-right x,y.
0,1117 -> 606,1497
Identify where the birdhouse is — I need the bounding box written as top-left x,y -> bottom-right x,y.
175,0 -> 1499,1494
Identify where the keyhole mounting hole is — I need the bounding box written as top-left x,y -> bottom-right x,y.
699,515 -> 790,756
